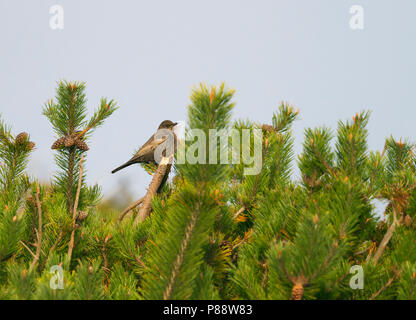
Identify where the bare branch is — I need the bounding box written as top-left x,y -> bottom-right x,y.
134,156 -> 172,225
118,196 -> 145,223
20,241 -> 35,258
30,187 -> 43,271
49,230 -> 64,256
233,206 -> 245,219
370,267 -> 403,300
372,206 -> 400,264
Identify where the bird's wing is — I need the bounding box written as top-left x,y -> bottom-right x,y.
131,136 -> 167,162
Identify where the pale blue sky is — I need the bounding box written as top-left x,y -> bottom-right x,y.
0,1 -> 415,202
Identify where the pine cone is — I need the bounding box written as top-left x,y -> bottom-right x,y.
64,135 -> 76,147
74,138 -> 89,151
25,141 -> 35,151
76,211 -> 88,222
262,124 -> 274,132
291,282 -> 304,300
15,132 -> 28,144
51,137 -> 66,149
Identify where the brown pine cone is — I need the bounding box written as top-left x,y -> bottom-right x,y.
76,211 -> 88,222
64,135 -> 76,147
74,138 -> 89,151
25,141 -> 35,151
291,282 -> 304,300
262,124 -> 274,132
51,137 -> 66,149
15,132 -> 28,144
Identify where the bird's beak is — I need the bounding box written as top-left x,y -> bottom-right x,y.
173,122 -> 178,126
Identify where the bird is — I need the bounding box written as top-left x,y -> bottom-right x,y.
111,120 -> 178,174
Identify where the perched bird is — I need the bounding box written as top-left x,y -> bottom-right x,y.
111,120 -> 178,174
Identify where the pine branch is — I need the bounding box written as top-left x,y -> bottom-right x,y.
163,208 -> 199,300
335,111 -> 370,176
76,98 -> 118,139
29,187 -> 42,271
48,230 -> 64,256
20,241 -> 35,259
233,206 -> 245,220
44,81 -> 118,217
370,267 -> 403,300
66,147 -> 76,213
141,84 -> 233,300
68,155 -> 84,262
299,127 -> 334,189
272,102 -> 299,133
372,206 -> 400,264
101,236 -> 111,287
135,157 -> 172,225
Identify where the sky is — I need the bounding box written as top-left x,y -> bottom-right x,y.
0,0 -> 415,204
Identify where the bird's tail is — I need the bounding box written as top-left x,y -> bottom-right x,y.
111,160 -> 135,174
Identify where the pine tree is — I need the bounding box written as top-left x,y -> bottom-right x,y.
0,116 -> 34,283
43,81 -> 117,214
0,81 -> 119,298
1,80 -> 416,300
139,83 -> 234,299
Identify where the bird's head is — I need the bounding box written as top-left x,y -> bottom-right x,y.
158,120 -> 178,129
